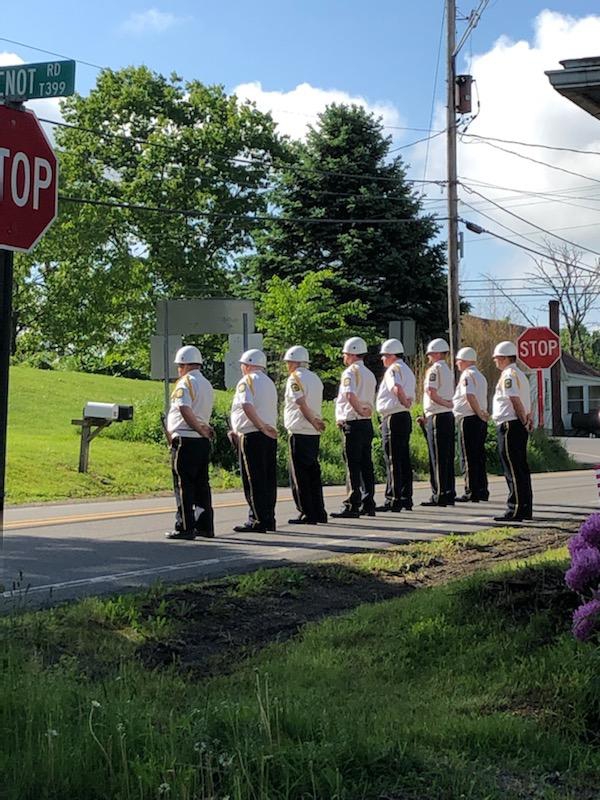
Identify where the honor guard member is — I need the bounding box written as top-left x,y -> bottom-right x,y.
228,349 -> 278,533
453,347 -> 490,503
491,341 -> 533,522
283,346 -> 328,525
375,338 -> 416,512
421,338 -> 456,507
331,337 -> 377,519
165,345 -> 215,540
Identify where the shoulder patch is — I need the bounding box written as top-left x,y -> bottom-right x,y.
291,382 -> 300,392
504,378 -> 513,389
428,371 -> 437,382
174,387 -> 184,398
343,377 -> 351,387
237,381 -> 246,392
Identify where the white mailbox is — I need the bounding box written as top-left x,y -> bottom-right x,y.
83,402 -> 133,422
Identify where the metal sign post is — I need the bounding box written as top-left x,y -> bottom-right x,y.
0,249 -> 13,539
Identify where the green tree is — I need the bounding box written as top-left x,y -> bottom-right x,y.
245,104 -> 448,340
14,66 -> 282,372
257,269 -> 371,386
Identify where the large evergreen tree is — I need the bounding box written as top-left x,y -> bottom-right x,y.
246,104 -> 448,340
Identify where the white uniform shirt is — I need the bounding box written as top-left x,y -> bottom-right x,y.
492,364 -> 531,425
335,360 -> 376,423
284,367 -> 324,435
376,359 -> 416,417
230,369 -> 278,435
423,360 -> 454,417
453,365 -> 488,420
167,369 -> 214,438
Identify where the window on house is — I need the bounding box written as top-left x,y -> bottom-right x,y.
589,385 -> 600,411
567,385 -> 584,415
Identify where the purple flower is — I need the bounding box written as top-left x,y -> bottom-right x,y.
568,533 -> 588,558
572,599 -> 600,642
579,514 -> 600,550
565,545 -> 600,593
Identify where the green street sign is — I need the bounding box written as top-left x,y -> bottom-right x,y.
0,60 -> 76,102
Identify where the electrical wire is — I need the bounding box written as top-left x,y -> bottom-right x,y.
418,1 -> 446,191
463,131 -> 600,158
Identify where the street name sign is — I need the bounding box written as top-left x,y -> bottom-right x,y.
0,106 -> 58,251
0,60 -> 76,101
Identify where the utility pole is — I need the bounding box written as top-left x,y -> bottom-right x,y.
446,0 -> 460,362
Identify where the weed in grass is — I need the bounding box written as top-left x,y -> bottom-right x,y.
231,568 -> 306,599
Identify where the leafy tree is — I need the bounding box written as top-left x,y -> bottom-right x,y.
256,269 -> 371,386
14,66 -> 283,372
245,104 -> 448,340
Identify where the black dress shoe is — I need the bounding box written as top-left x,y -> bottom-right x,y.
330,509 -> 360,519
376,504 -> 403,512
455,495 -> 477,503
402,504 -> 413,511
164,529 -> 196,540
233,523 -> 267,533
493,513 -> 524,523
317,513 -> 328,523
360,508 -> 376,517
287,516 -> 317,525
194,530 -> 215,538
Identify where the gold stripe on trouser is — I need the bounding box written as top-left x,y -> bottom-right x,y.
460,417 -> 469,494
288,436 -> 303,514
388,416 -> 397,504
432,414 -> 441,498
504,423 -> 519,510
173,438 -> 189,531
240,434 -> 259,521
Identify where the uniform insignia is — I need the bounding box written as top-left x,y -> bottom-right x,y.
504,378 -> 512,388
343,377 -> 351,387
291,382 -> 300,392
429,373 -> 437,382
174,388 -> 184,398
238,382 -> 246,392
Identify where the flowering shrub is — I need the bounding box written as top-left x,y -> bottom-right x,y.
566,513 -> 600,642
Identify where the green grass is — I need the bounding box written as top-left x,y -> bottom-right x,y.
1,530 -> 599,799
6,366 -> 576,504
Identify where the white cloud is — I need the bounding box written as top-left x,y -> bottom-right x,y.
119,8 -> 184,35
233,80 -> 406,142
414,12 -> 600,280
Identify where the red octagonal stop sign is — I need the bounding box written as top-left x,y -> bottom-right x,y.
517,326 -> 561,370
0,105 -> 58,252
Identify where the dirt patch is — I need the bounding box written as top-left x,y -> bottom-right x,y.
136,524 -> 577,677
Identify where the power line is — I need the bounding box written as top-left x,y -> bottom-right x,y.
39,116 -> 446,188
463,131 -> 600,158
0,36 -> 105,71
461,137 -> 600,186
59,194 -> 447,226
418,1 -> 446,190
388,129 -> 446,153
460,183 -> 600,258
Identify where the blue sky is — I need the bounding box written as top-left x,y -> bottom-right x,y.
2,2 -> 600,326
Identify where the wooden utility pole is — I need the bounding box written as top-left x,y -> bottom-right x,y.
446,0 -> 460,362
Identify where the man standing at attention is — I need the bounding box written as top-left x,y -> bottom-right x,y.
165,345 -> 215,540
283,345 -> 328,525
453,346 -> 490,503
229,349 -> 278,533
375,338 -> 415,512
491,340 -> 533,522
421,338 -> 456,507
331,337 -> 377,519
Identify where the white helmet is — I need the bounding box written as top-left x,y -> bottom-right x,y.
283,345 -> 310,363
493,340 -> 517,358
426,338 -> 450,354
174,345 -> 203,365
456,346 -> 477,361
343,336 -> 368,355
240,348 -> 267,368
380,338 -> 404,355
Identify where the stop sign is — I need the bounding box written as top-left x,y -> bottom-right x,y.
0,105 -> 58,252
517,326 -> 561,369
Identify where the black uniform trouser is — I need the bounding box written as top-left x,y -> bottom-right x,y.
425,412 -> 456,504
457,415 -> 489,500
381,412 -> 413,507
497,420 -> 533,517
171,437 -> 214,534
341,419 -> 375,512
239,431 -> 277,528
289,434 -> 327,522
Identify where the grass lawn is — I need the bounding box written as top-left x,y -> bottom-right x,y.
2,526 -> 599,799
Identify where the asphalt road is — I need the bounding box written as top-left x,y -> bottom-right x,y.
2,470 -> 597,608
